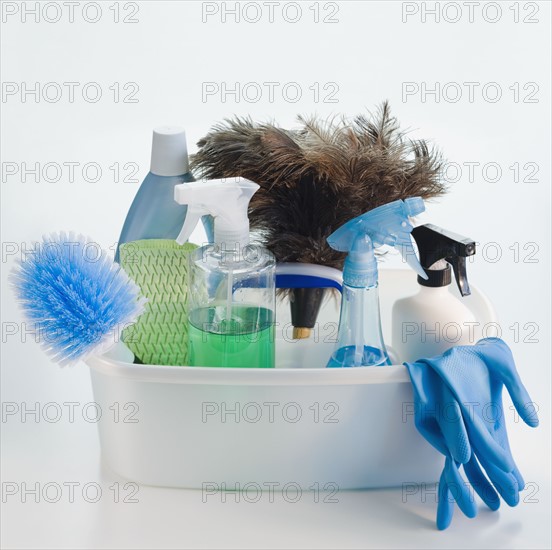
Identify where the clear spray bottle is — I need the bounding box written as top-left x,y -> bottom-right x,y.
174,178 -> 276,368
326,198 -> 428,368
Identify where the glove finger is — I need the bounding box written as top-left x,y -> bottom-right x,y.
466,414 -> 514,472
463,454 -> 500,511
478,455 -> 520,507
437,389 -> 472,464
443,457 -> 477,518
485,420 -> 525,491
511,464 -> 525,491
478,338 -> 539,427
437,466 -> 454,530
505,379 -> 539,428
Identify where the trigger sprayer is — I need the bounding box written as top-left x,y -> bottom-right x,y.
174,177 -> 258,248
392,223 -> 478,362
174,178 -> 276,369
411,223 -> 476,296
326,197 -> 427,368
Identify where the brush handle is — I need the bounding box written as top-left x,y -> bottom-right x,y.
275,263 -> 343,292
232,263 -> 343,291
274,264 -> 343,340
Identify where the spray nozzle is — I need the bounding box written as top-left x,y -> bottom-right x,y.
411,223 -> 476,296
174,177 -> 259,248
327,198 -> 427,287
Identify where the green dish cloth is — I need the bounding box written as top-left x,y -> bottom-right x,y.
119,239 -> 197,366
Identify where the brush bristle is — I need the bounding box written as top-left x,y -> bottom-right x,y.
191,103 -> 445,271
10,232 -> 146,366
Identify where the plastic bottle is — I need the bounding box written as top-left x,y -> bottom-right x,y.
174,178 -> 276,368
392,223 -> 477,362
115,127 -> 213,262
326,198 -> 428,368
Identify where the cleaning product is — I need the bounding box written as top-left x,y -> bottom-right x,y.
115,127 -> 212,262
326,198 -> 428,368
392,223 -> 477,362
190,104 -> 446,340
118,239 -> 197,365
174,178 -> 276,368
11,232 -> 146,366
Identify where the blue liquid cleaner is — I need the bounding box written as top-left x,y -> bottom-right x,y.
327,345 -> 391,368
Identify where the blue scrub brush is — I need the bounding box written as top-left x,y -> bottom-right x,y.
11,232 -> 146,366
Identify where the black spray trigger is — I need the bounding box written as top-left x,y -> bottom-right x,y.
411,224 -> 476,296
447,255 -> 471,297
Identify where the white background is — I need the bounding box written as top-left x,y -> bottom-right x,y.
1,1 -> 551,548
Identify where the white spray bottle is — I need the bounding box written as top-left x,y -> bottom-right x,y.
174,178 -> 276,368
392,224 -> 477,362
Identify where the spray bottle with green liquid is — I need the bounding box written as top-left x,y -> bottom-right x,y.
174,178 -> 276,368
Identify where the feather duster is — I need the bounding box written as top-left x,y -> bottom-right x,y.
191,102 -> 446,338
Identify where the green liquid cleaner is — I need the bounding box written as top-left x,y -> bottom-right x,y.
188,305 -> 275,368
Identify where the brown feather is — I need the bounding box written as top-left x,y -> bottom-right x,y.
191,102 -> 446,271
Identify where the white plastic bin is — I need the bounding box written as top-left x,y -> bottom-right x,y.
87,269 -> 497,489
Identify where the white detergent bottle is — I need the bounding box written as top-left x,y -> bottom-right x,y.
392,224 -> 477,362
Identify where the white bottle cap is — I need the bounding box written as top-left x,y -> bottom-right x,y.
150,126 -> 189,176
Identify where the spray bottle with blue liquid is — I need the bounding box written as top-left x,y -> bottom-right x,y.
326,198 -> 428,368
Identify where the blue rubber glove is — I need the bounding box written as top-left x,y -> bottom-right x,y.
436,453 -> 504,530
407,361 -> 471,462
434,338 -> 537,522
405,338 -> 538,529
406,362 -> 482,528
426,338 -> 538,471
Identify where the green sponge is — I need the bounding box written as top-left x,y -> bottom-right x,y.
119,239 -> 197,366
